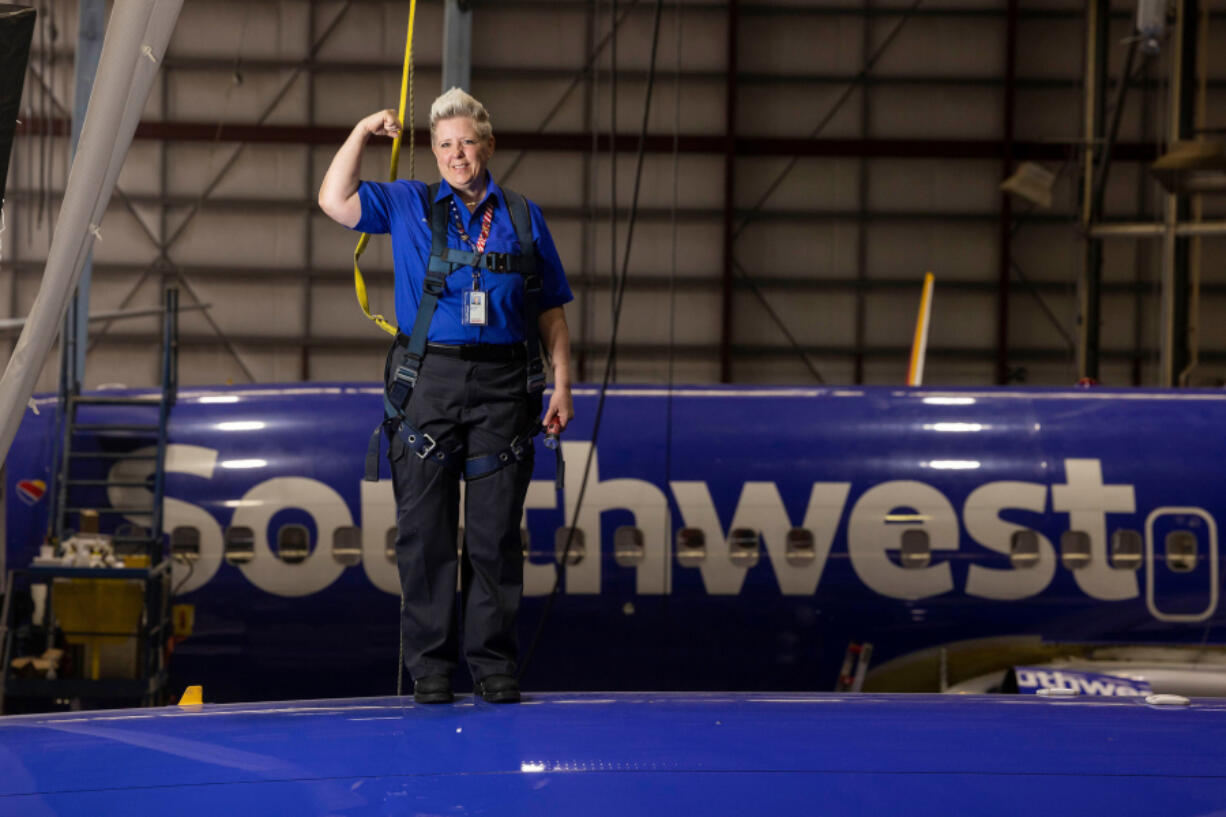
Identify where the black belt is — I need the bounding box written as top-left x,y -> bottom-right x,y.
426,342 -> 526,363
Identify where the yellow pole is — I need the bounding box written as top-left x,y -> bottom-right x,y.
907,272 -> 935,386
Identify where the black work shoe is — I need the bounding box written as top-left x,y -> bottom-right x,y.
473,674 -> 521,703
413,675 -> 454,704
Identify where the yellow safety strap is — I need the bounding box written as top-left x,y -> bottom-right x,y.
353,0 -> 417,337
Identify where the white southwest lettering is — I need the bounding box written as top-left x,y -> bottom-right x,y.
109,444 -> 224,595
670,481 -> 851,596
963,481 -> 1055,600
561,441 -> 669,595
1018,669 -> 1144,696
232,477 -> 352,597
144,445 -> 1185,607
522,480 -> 559,597
670,481 -> 748,595
359,479 -> 399,595
847,481 -> 959,600
1051,459 -> 1138,601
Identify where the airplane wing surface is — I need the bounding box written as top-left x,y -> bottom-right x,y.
1,692 -> 1224,815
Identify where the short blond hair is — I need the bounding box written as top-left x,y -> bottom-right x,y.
430,87 -> 493,142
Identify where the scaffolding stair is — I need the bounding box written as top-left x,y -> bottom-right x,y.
1,289 -> 180,712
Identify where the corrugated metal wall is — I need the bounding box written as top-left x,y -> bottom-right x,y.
4,0 -> 1226,391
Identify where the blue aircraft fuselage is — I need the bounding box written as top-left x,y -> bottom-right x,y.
4,383 -> 1224,700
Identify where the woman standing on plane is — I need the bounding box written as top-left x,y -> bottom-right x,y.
318,88 -> 574,705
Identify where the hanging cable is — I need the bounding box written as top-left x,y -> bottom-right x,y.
608,0 -> 618,380
352,0 -> 417,338
36,0 -> 47,230
520,0 -> 666,681
581,0 -> 603,383
172,556 -> 196,597
207,5 -> 254,181
664,0 -> 683,599
22,91 -> 32,246
666,3 -> 682,455
46,0 -> 57,228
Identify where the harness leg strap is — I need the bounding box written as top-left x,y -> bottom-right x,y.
397,418 -> 464,475
464,423 -> 543,481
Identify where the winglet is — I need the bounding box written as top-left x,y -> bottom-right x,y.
178,685 -> 203,706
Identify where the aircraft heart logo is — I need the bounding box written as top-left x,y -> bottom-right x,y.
16,479 -> 47,506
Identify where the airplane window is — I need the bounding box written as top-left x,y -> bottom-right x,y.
276,525 -> 310,564
1110,529 -> 1143,571
554,528 -> 585,565
614,526 -> 645,567
223,526 -> 255,565
1165,530 -> 1198,573
385,527 -> 398,561
729,528 -> 760,568
1009,530 -> 1039,569
332,526 -> 362,566
170,526 -> 200,561
676,527 -> 706,568
900,529 -> 930,569
786,528 -> 816,567
1061,531 -> 1091,570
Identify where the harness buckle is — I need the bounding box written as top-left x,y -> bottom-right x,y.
423,274 -> 446,297
415,432 -> 438,460
489,253 -> 509,273
508,436 -> 527,461
395,364 -> 418,389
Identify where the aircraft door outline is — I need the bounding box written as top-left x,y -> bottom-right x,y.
1145,506 -> 1218,622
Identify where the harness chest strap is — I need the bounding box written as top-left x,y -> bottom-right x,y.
399,184 -> 543,392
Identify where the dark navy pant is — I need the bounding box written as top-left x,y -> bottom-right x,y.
386,343 -> 536,682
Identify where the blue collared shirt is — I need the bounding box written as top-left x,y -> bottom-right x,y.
353,175 -> 573,345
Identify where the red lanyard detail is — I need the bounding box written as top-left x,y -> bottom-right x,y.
451,199 -> 494,254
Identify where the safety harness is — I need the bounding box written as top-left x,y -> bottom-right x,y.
364,182 -> 546,484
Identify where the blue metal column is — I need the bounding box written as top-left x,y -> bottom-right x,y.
442,0 -> 471,93
69,0 -> 105,382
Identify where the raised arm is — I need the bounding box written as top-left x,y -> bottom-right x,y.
317,109 -> 401,228
538,305 -> 574,432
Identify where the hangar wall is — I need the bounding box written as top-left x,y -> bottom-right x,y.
4,0 -> 1226,391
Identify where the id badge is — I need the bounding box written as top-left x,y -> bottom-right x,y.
463,290 -> 488,326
